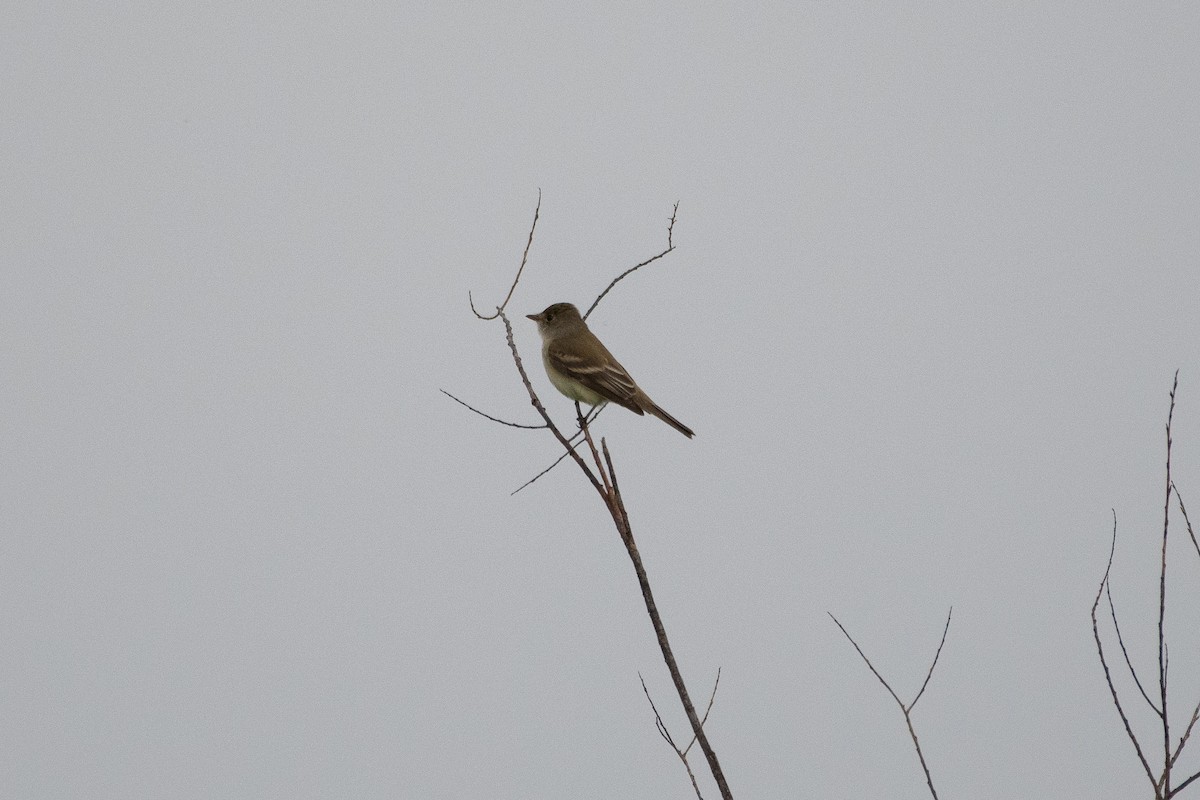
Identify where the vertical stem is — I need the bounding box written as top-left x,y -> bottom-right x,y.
1159,373 -> 1178,794
603,441 -> 733,800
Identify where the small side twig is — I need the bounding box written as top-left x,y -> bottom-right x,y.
1106,578 -> 1162,715
1093,513 -> 1159,793
439,389 -> 547,430
1175,483 -> 1200,563
470,189 -> 541,320
510,408 -> 605,496
584,202 -> 678,320
829,609 -> 952,800
638,668 -> 721,800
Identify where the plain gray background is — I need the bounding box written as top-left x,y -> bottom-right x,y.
4,4 -> 1200,798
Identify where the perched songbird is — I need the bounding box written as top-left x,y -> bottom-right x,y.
527,302 -> 694,438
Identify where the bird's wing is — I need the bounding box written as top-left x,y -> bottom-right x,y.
546,343 -> 644,414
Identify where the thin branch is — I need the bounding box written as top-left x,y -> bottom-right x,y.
828,613 -> 904,708
509,407 -> 606,495
1173,770 -> 1200,798
470,189 -> 541,320
1171,701 -> 1200,768
584,202 -> 679,320
683,668 -> 722,757
1174,483 -> 1200,563
1106,579 -> 1163,715
511,438 -> 581,496
1160,370 -> 1179,795
828,612 -> 945,800
1092,512 -> 1159,792
909,608 -> 952,712
439,389 -> 547,429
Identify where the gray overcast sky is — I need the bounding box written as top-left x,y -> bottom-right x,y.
3,4 -> 1200,798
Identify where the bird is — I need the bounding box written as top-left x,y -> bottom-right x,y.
526,302 -> 694,438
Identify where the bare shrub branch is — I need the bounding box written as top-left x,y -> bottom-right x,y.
1094,371 -> 1200,799
450,198 -> 732,799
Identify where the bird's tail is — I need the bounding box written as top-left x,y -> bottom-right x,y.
647,402 -> 695,439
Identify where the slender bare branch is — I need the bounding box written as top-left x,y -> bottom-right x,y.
470,190 -> 541,320
511,437 -> 582,496
1093,512 -> 1159,792
683,668 -> 722,757
639,671 -> 679,749
1174,483 -> 1200,563
1106,580 -> 1163,716
440,389 -> 547,430
1171,701 -> 1200,768
828,613 -> 904,708
1160,371 -> 1179,795
1173,770 -> 1200,798
909,608 -> 952,712
584,202 -> 679,320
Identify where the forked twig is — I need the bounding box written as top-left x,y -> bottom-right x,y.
829,609 -> 952,800
638,668 -> 722,800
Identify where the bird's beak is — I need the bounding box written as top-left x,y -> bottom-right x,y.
526,313 -> 543,322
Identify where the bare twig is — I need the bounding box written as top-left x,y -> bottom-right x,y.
1093,512 -> 1159,793
1106,580 -> 1163,716
1172,701 -> 1200,768
509,411 -> 602,495
829,610 -> 951,800
1175,483 -> 1200,563
470,190 -> 541,320
439,389 -> 547,430
1159,372 -> 1178,795
511,438 -> 581,496
584,202 -> 678,320
684,668 -> 722,757
910,610 -> 952,712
